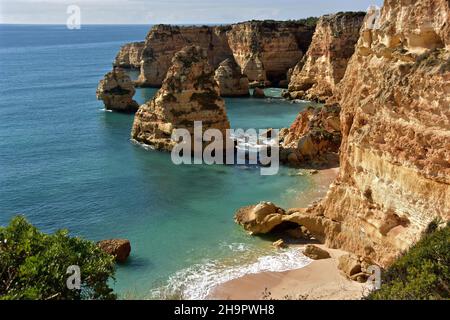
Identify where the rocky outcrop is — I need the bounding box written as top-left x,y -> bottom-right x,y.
227,20 -> 316,85
279,104 -> 341,165
131,20 -> 316,87
137,25 -> 234,87
214,58 -> 249,97
302,0 -> 450,266
288,12 -> 365,102
131,45 -> 230,151
303,245 -> 331,260
234,202 -> 340,243
252,87 -> 266,98
114,41 -> 145,69
96,68 -> 139,113
97,239 -> 131,263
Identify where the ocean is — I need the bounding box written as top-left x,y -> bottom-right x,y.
0,24 -> 314,299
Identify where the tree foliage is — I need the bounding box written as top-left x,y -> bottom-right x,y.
0,216 -> 116,300
368,222 -> 449,300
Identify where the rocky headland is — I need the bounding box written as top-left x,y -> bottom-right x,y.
287,12 -> 365,102
235,0 -> 450,267
96,68 -> 139,113
114,41 -> 145,69
131,45 -> 230,151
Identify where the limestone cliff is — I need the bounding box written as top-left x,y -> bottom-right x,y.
96,68 -> 139,113
137,25 -> 234,87
131,46 -> 230,151
288,12 -> 365,102
308,0 -> 450,265
226,20 -> 316,85
133,20 -> 316,87
114,42 -> 145,69
279,104 -> 341,165
214,58 -> 249,97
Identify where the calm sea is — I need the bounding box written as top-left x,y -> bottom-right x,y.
0,25 -> 313,299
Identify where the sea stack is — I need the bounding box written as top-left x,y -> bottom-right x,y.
131,45 -> 230,151
114,41 -> 145,69
214,58 -> 249,97
96,68 -> 139,113
288,12 -> 365,102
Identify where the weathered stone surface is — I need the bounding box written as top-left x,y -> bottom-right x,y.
307,0 -> 450,266
227,20 -> 316,85
288,12 -> 365,102
129,20 -> 316,87
131,45 -> 230,151
234,202 -> 340,242
214,58 -> 249,97
338,254 -> 361,277
96,68 -> 139,113
279,104 -> 341,165
303,245 -> 331,260
97,239 -> 131,263
114,41 -> 145,69
137,25 -> 233,87
252,87 -> 266,98
272,239 -> 287,249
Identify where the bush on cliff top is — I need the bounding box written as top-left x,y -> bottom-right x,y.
367,221 -> 449,300
0,216 -> 116,300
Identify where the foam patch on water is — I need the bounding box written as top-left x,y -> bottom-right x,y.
149,247 -> 311,300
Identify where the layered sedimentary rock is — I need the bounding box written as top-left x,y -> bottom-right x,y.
134,20 -> 316,87
114,41 -> 145,69
304,0 -> 450,265
288,12 -> 365,102
279,104 -> 341,165
96,68 -> 139,113
214,58 -> 249,97
227,20 -> 316,85
137,25 -> 234,87
131,46 -> 230,151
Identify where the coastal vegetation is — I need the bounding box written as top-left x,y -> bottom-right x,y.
0,216 -> 116,300
368,222 -> 449,300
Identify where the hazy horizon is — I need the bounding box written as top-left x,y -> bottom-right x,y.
0,0 -> 384,25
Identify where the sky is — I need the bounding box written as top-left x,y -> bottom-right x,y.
0,0 -> 384,24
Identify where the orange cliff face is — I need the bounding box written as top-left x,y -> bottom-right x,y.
288,12 -> 365,102
133,21 -> 316,87
114,41 -> 145,69
311,0 -> 450,266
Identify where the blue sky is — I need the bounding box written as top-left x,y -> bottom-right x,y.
0,0 -> 384,24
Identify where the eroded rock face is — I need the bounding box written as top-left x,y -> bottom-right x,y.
137,25 -> 234,87
214,58 -> 249,97
234,202 -> 340,243
279,104 -> 341,165
96,68 -> 139,113
114,41 -> 145,69
131,45 -> 230,151
227,20 -> 316,85
303,245 -> 331,260
308,0 -> 450,266
97,239 -> 131,263
288,12 -> 365,102
131,20 -> 316,87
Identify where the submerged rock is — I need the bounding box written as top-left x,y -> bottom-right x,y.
214,58 -> 249,97
252,87 -> 266,98
97,239 -> 131,263
96,68 -> 139,113
131,45 -> 230,151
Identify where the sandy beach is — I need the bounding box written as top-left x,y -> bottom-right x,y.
208,167 -> 371,300
209,245 -> 369,300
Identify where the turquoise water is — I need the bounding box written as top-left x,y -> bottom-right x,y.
0,25 -> 312,299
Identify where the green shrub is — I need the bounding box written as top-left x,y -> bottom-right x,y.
0,216 -> 116,300
367,222 -> 449,300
